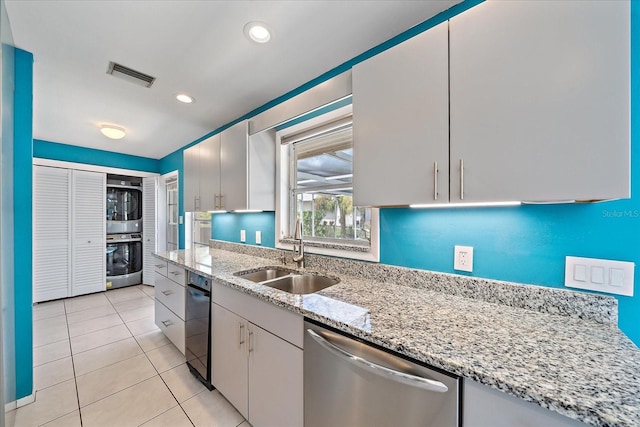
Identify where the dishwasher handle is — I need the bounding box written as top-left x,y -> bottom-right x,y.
307,328 -> 448,393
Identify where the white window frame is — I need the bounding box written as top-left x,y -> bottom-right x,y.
275,104 -> 379,262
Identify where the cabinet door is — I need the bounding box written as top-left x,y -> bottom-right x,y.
71,170 -> 106,296
183,144 -> 200,212
220,121 -> 248,211
211,303 -> 248,418
248,324 -> 303,427
33,166 -> 71,302
450,1 -> 630,202
352,22 -> 449,206
142,177 -> 157,286
199,134 -> 221,211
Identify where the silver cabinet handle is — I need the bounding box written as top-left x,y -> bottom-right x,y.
248,328 -> 254,355
161,320 -> 172,327
170,271 -> 182,276
434,161 -> 438,200
306,329 -> 448,393
239,323 -> 245,346
219,194 -> 225,210
155,264 -> 165,269
459,159 -> 464,200
161,290 -> 172,296
195,196 -> 200,212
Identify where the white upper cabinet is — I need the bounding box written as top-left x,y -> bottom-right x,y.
449,0 -> 630,203
353,22 -> 449,207
183,120 -> 275,212
183,135 -> 220,212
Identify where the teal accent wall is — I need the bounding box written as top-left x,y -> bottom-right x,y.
1,8 -> 16,403
13,48 -> 32,399
34,139 -> 160,173
211,212 -> 276,248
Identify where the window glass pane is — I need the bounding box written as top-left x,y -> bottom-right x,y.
291,123 -> 370,244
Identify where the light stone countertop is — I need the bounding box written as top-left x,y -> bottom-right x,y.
155,247 -> 640,427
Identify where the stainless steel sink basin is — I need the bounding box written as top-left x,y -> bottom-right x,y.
234,267 -> 293,283
263,274 -> 339,294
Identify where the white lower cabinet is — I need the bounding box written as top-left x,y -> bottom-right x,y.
211,283 -> 303,427
154,263 -> 186,354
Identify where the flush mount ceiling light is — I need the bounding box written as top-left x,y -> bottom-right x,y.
176,93 -> 195,104
244,21 -> 271,44
100,125 -> 126,140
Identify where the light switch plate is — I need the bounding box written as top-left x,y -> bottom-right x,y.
256,231 -> 262,245
565,256 -> 634,296
240,230 -> 246,243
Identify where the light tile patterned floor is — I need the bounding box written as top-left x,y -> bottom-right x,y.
12,285 -> 248,427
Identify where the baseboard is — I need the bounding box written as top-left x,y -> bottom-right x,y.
16,392 -> 35,407
4,401 -> 16,412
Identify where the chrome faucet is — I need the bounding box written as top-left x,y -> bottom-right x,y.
292,219 -> 305,268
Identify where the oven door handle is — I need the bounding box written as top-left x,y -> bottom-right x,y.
307,329 -> 448,393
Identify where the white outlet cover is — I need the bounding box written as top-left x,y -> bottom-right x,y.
565,256 -> 634,297
240,230 -> 246,242
256,231 -> 262,245
454,245 -> 474,272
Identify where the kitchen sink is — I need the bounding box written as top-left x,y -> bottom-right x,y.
234,266 -> 339,294
234,267 -> 294,283
263,274 -> 339,294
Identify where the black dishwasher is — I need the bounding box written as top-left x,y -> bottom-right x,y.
185,271 -> 213,390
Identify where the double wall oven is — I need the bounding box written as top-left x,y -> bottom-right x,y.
106,175 -> 143,289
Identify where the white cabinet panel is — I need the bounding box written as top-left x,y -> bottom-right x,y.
353,22 -> 449,206
212,303 -> 249,418
33,166 -> 71,302
220,120 -> 248,211
449,0 -> 630,202
248,324 -> 303,427
155,297 -> 185,354
154,275 -> 185,319
183,121 -> 274,212
183,144 -> 200,212
71,170 -> 106,296
142,177 -> 157,286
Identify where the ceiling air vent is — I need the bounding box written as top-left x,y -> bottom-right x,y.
107,61 -> 156,88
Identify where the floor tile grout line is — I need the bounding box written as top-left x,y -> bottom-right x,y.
64,298 -> 84,427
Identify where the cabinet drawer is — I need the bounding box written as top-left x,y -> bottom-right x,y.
212,281 -> 303,348
167,264 -> 186,286
155,276 -> 185,320
154,260 -> 168,277
155,300 -> 185,354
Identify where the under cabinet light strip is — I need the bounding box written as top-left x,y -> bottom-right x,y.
410,201 -> 521,209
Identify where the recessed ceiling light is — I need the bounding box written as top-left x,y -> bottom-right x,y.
244,21 -> 271,44
176,93 -> 194,104
100,124 -> 126,140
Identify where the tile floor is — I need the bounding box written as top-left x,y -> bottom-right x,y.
10,285 -> 249,427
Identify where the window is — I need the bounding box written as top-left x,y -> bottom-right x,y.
276,104 -> 379,261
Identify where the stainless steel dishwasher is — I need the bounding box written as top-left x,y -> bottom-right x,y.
186,271 -> 213,390
305,321 -> 460,427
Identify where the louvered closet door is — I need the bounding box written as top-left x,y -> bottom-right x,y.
33,166 -> 71,302
142,176 -> 157,286
71,170 -> 106,296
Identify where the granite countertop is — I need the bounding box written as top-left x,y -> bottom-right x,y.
155,247 -> 640,427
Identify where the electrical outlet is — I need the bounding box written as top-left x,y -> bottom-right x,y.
240,230 -> 246,242
256,231 -> 262,245
454,245 -> 474,272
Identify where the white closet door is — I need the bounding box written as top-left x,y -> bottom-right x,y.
142,176 -> 157,286
71,170 -> 106,296
33,166 -> 71,302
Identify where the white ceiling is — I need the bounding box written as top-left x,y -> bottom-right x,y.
5,1 -> 460,160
